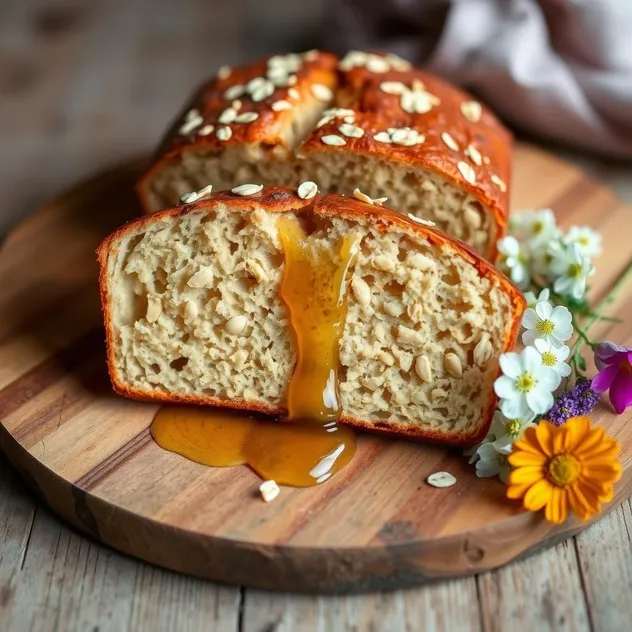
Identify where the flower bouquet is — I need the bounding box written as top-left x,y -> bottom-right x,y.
469,209 -> 632,524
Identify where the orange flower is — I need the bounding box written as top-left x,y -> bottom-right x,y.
507,416 -> 621,524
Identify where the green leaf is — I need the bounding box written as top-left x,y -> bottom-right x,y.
548,288 -> 590,314
567,297 -> 591,314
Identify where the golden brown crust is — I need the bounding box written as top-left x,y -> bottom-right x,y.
304,66 -> 511,260
137,52 -> 338,208
136,51 -> 511,260
97,185 -> 525,447
165,53 -> 338,152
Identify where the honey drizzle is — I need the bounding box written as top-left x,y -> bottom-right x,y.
277,216 -> 358,423
151,215 -> 359,487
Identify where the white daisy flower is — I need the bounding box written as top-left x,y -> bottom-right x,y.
530,242 -> 554,278
465,437 -> 488,464
468,409 -> 536,464
475,442 -> 512,483
508,210 -> 539,239
512,209 -> 560,249
521,300 -> 573,347
488,410 -> 537,451
497,236 -> 530,289
494,347 -> 561,418
508,212 -> 526,236
548,242 -> 595,300
533,339 -> 572,377
564,225 -> 602,258
523,288 -> 550,310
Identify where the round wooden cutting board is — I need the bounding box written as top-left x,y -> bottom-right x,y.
1,144 -> 631,593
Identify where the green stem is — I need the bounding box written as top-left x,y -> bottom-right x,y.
572,321 -> 596,349
584,258 -> 632,337
574,345 -> 585,373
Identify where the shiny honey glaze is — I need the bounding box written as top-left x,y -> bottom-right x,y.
151,217 -> 359,487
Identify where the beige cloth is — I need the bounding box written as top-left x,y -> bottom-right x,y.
328,0 -> 632,158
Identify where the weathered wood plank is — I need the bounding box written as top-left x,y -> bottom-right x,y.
477,540 -> 591,632
0,0 -> 99,236
242,578 -> 481,632
39,0 -> 149,197
44,0 -> 249,201
400,579 -> 482,632
0,482 -> 137,632
128,566 -> 240,632
0,453 -> 36,625
0,457 -> 241,632
575,501 -> 632,632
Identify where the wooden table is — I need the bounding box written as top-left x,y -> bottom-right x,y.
1,1 -> 631,630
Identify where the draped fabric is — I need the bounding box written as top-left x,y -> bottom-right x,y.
328,0 -> 632,158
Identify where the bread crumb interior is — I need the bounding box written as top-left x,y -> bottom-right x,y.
108,202 -> 514,437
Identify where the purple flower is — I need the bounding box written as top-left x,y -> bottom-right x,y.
593,342 -> 632,414
547,392 -> 578,426
574,377 -> 592,392
577,379 -> 600,412
546,378 -> 600,426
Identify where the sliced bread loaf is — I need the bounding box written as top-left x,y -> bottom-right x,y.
137,50 -> 511,260
97,185 -> 524,446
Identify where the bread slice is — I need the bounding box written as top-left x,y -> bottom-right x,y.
137,51 -> 511,260
97,185 -> 524,446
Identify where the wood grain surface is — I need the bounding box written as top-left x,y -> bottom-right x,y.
0,143 -> 631,593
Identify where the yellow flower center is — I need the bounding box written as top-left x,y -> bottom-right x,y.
533,221 -> 543,235
518,251 -> 528,264
516,373 -> 535,393
507,420 -> 522,436
541,351 -> 557,367
536,319 -> 555,335
547,454 -> 581,488
568,263 -> 581,278
578,236 -> 590,246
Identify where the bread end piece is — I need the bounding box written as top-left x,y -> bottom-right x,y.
137,51 -> 511,260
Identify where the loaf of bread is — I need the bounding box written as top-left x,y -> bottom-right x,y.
98,184 -> 524,446
137,51 -> 511,260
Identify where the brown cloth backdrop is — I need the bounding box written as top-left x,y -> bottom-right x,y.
327,0 -> 632,159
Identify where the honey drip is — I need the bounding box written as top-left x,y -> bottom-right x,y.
151,216 -> 359,487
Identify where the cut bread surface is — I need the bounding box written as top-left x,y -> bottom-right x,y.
98,187 -> 524,445
148,149 -> 494,258
138,51 -> 511,260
